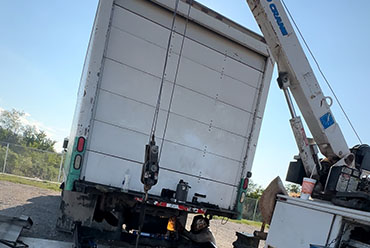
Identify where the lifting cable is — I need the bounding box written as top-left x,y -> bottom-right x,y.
159,0 -> 194,160
149,0 -> 181,143
281,0 -> 363,144
135,1 -> 193,248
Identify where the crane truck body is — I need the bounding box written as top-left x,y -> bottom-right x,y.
58,0 -> 370,247
245,0 -> 370,247
1,0 -> 369,248
58,0 -> 274,243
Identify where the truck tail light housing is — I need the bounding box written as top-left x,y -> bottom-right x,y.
74,154 -> 82,170
77,137 -> 85,152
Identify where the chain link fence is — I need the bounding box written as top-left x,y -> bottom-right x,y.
0,138 -> 262,221
0,141 -> 64,182
242,197 -> 262,222
1,140 -> 263,222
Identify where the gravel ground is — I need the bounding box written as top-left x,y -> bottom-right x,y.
0,180 -> 264,247
0,180 -> 71,242
209,219 -> 265,248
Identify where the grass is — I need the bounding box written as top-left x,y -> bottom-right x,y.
0,173 -> 61,191
213,216 -> 266,228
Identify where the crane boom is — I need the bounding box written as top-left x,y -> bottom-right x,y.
247,0 -> 350,162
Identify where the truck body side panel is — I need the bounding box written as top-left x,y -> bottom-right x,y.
64,0 -> 114,190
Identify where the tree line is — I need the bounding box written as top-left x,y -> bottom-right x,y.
0,108 -> 62,181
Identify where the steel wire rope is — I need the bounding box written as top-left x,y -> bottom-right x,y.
149,0 -> 181,142
136,1 -> 181,248
159,0 -> 193,161
281,0 -> 363,144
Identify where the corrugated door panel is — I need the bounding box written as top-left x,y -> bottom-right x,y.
102,32 -> 260,132
99,59 -> 173,111
114,0 -> 175,40
160,141 -> 240,185
179,34 -> 263,86
181,38 -> 226,74
88,120 -> 163,164
84,150 -> 238,209
84,151 -> 143,191
223,56 -> 263,88
106,26 -> 180,83
90,112 -> 243,186
184,22 -> 266,72
163,113 -> 246,161
115,0 -> 266,72
168,86 -> 252,138
176,58 -> 258,112
111,6 -> 184,54
93,90 -> 168,138
111,3 -> 264,91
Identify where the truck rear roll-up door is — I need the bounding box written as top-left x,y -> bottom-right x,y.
82,0 -> 268,210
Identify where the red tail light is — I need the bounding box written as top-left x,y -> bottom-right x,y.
243,178 -> 249,190
77,137 -> 85,152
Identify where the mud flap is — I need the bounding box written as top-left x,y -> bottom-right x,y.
56,191 -> 97,232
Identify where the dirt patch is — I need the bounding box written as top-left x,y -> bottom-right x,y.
0,180 -> 264,247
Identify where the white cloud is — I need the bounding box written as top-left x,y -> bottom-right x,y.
0,107 -> 67,152
21,116 -> 66,152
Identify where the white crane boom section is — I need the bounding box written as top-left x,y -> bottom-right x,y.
247,0 -> 349,160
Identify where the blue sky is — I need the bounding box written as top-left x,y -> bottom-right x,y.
0,1 -> 369,187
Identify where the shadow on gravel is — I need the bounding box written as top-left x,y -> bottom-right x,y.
0,195 -> 72,242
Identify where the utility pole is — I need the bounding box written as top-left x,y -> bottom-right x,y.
3,143 -> 9,173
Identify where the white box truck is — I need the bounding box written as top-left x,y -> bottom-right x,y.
58,0 -> 274,242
